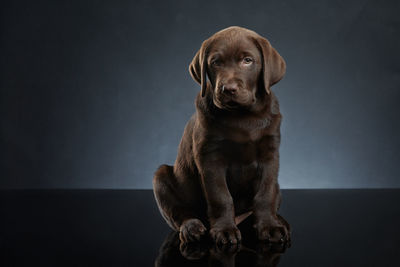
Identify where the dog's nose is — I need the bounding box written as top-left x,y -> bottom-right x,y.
221,84 -> 238,95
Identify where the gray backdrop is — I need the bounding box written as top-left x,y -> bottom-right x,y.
1,0 -> 399,189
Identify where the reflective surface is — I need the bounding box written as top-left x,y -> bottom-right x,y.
1,189 -> 399,266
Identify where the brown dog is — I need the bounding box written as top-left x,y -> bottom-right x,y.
153,26 -> 290,245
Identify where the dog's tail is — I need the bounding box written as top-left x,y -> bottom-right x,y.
234,211 -> 253,225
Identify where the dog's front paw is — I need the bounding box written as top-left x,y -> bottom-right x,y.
179,218 -> 207,243
254,215 -> 290,243
210,223 -> 242,245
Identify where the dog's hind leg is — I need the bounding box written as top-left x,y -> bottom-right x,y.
153,164 -> 207,243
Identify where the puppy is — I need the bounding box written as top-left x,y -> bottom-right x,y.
153,26 -> 290,245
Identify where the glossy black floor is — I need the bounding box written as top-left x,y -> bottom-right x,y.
0,189 -> 399,266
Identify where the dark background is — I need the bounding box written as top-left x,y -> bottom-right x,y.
1,0 -> 399,189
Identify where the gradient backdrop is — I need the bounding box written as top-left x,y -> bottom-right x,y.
1,0 -> 399,189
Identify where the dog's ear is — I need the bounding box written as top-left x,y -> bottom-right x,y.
189,40 -> 209,97
253,36 -> 286,95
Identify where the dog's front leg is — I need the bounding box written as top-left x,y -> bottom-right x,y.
252,152 -> 290,243
197,159 -> 241,246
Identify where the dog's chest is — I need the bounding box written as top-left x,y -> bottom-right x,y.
220,114 -> 281,143
223,140 -> 272,202
221,135 -> 278,183
219,133 -> 277,163
226,159 -> 260,201
227,160 -> 260,181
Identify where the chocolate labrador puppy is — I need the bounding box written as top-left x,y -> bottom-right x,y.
153,26 -> 290,245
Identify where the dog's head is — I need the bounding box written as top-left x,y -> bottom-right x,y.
189,26 -> 286,110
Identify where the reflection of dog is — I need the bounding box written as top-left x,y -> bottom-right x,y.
154,228 -> 289,267
153,26 -> 290,245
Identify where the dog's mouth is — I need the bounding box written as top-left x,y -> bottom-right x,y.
214,92 -> 253,110
214,98 -> 246,111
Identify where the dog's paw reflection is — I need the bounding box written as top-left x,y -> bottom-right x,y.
179,240 -> 208,260
249,242 -> 289,266
155,230 -> 290,267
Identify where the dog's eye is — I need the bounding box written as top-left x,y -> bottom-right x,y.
211,60 -> 220,67
243,57 -> 253,64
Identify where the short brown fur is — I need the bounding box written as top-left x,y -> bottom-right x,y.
153,26 -> 290,245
